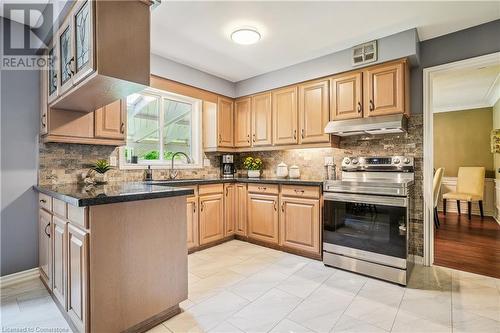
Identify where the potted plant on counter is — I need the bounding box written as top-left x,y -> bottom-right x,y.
90,159 -> 112,184
243,156 -> 263,178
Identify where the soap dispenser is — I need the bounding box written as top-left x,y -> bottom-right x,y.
144,165 -> 153,181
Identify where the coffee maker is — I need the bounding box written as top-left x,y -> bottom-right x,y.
221,154 -> 236,178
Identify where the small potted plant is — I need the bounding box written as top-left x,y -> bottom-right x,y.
91,159 -> 111,184
243,156 -> 263,178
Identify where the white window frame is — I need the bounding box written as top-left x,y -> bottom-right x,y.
119,87 -> 203,170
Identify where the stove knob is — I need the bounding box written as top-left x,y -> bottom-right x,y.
403,158 -> 411,164
343,158 -> 351,165
393,158 -> 400,164
352,158 -> 359,165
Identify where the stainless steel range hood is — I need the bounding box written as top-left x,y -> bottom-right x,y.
324,114 -> 408,137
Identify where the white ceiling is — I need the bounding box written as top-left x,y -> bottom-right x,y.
433,63 -> 500,113
151,1 -> 500,82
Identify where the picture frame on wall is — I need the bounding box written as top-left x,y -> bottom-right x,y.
491,129 -> 500,153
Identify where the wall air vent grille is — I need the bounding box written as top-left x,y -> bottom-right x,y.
352,40 -> 377,66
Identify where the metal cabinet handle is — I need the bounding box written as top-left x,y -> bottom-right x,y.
293,129 -> 297,140
369,100 -> 375,111
226,187 -> 229,196
294,189 -> 305,194
120,122 -> 125,134
193,202 -> 196,213
301,129 -> 305,139
218,134 -> 222,143
258,186 -> 267,191
247,134 -> 250,143
200,202 -> 204,212
273,201 -> 277,211
41,114 -> 47,127
39,199 -> 46,203
44,223 -> 51,238
357,102 -> 362,113
252,133 -> 256,142
281,202 -> 285,212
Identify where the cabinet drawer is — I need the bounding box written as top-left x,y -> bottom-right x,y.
67,205 -> 88,229
281,185 -> 320,199
247,183 -> 279,195
39,193 -> 52,211
52,198 -> 67,218
199,184 -> 223,195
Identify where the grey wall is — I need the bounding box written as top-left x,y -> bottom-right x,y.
235,29 -> 419,97
151,54 -> 236,98
1,18 -> 40,276
410,19 -> 500,115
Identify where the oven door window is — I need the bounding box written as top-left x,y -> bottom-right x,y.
324,200 -> 407,259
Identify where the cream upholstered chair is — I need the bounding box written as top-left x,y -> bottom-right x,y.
443,167 -> 485,220
433,168 -> 445,228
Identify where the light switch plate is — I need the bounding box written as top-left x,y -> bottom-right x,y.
324,156 -> 334,166
110,156 -> 117,167
204,158 -> 211,167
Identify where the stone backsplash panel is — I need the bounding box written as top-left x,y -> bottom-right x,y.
38,115 -> 423,256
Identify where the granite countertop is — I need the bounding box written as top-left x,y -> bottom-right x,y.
34,182 -> 194,207
147,177 -> 324,187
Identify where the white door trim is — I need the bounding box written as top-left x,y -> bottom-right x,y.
422,51 -> 500,267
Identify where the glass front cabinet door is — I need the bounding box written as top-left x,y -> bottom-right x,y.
58,16 -> 74,95
72,0 -> 94,84
47,42 -> 59,103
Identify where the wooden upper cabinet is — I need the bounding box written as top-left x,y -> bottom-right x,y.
273,86 -> 298,145
199,193 -> 224,245
298,79 -> 330,144
217,97 -> 234,147
247,193 -> 279,244
224,184 -> 235,236
280,196 -> 320,255
94,99 -> 125,140
330,72 -> 363,120
251,92 -> 272,146
186,196 -> 199,250
39,209 -> 52,289
67,223 -> 89,333
235,183 -> 247,236
363,59 -> 407,117
48,0 -> 150,112
234,98 -> 251,147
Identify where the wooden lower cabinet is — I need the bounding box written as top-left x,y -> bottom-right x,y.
52,215 -> 67,309
224,184 -> 235,236
279,196 -> 320,255
186,196 -> 199,250
39,209 -> 52,288
67,223 -> 89,333
199,193 -> 224,245
247,193 -> 279,244
235,183 -> 247,236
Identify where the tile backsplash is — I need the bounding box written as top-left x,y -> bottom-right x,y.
38,115 -> 423,256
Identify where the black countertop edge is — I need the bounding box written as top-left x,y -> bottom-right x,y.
146,177 -> 324,187
33,184 -> 194,207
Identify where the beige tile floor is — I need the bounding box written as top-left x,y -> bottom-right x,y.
1,240 -> 499,333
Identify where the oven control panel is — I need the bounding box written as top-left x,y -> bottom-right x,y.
342,156 -> 414,171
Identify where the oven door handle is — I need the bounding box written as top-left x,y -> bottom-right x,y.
323,192 -> 407,207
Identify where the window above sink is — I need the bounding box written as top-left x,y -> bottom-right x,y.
119,88 -> 203,170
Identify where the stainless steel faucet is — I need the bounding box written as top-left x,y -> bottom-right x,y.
169,152 -> 192,179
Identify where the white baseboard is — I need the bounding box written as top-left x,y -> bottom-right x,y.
0,268 -> 40,288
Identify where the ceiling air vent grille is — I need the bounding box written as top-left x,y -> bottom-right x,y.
352,40 -> 377,66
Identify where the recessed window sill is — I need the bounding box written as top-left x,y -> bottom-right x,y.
118,163 -> 203,170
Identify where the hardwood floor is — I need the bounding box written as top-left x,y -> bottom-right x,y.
434,212 -> 500,278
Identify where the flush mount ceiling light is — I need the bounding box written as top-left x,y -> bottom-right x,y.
231,27 -> 261,45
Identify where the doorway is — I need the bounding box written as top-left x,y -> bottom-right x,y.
423,52 -> 500,278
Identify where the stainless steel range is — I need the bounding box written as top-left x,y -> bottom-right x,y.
323,156 -> 414,285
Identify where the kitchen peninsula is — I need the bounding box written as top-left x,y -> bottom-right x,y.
34,183 -> 194,333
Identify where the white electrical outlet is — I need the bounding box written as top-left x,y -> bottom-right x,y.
203,158 -> 211,167
110,156 -> 117,167
324,156 -> 334,166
